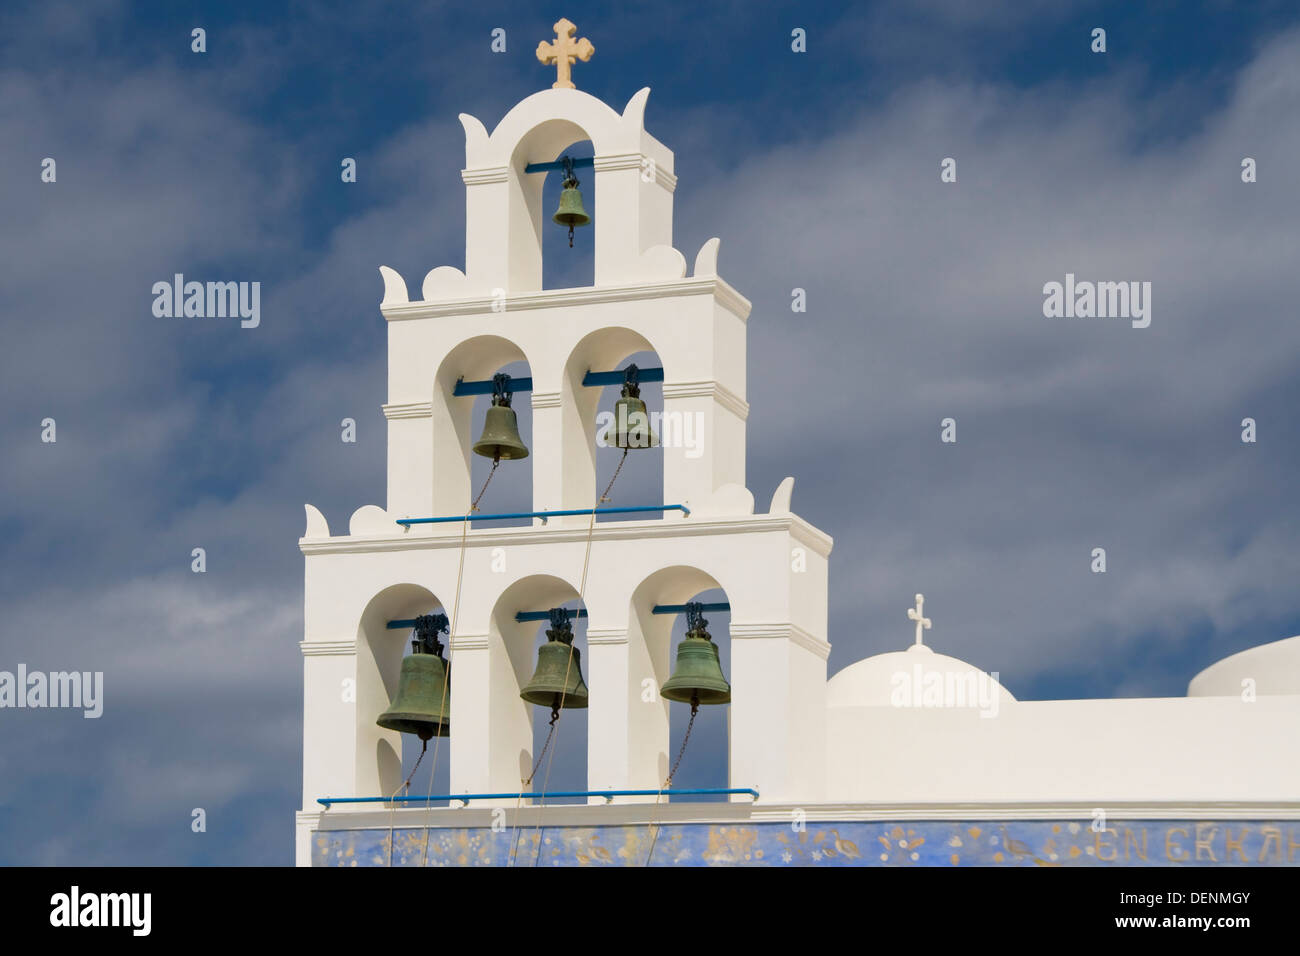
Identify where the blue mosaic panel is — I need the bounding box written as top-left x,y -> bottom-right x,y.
312,819 -> 1300,866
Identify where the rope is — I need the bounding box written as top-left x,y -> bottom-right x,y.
383,738 -> 428,867
643,695 -> 699,866
507,449 -> 629,866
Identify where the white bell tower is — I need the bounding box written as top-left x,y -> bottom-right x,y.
296,23 -> 833,865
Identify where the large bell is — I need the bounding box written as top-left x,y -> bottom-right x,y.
377,615 -> 451,741
473,403 -> 529,461
520,610 -> 588,712
473,373 -> 529,462
552,175 -> 590,247
661,606 -> 731,706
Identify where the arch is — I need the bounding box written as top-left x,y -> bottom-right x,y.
615,566 -> 731,793
482,573 -> 585,792
430,334 -> 534,521
558,327 -> 664,515
355,582 -> 445,798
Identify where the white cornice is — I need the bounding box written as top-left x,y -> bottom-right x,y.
461,165 -> 509,185
301,512 -> 832,558
382,400 -> 433,420
662,380 -> 750,420
586,628 -> 628,646
592,152 -> 678,191
299,640 -> 357,657
730,622 -> 831,660
530,390 -> 563,410
382,276 -> 751,323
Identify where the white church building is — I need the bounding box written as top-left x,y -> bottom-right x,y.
297,22 -> 1300,866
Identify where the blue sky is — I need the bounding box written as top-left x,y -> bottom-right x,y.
2,0 -> 1299,864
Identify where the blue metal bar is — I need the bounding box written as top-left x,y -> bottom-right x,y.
317,786 -> 758,808
397,504 -> 689,527
652,602 -> 731,615
523,157 -> 595,174
454,376 -> 533,396
582,367 -> 664,387
453,367 -> 663,396
516,608 -> 588,623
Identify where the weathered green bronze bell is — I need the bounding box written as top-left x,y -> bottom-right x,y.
661,604 -> 730,706
520,609 -> 588,712
600,364 -> 657,449
473,373 -> 529,462
552,175 -> 590,248
377,615 -> 451,741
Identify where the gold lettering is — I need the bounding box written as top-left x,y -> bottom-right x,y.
1095,827 -> 1118,862
1194,823 -> 1218,862
1288,829 -> 1300,864
1224,826 -> 1247,862
1165,826 -> 1189,862
1123,827 -> 1148,862
1258,825 -> 1283,863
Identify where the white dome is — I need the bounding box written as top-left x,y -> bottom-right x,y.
1188,635 -> 1300,697
827,644 -> 1015,708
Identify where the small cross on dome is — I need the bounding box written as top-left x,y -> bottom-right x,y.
907,593 -> 932,647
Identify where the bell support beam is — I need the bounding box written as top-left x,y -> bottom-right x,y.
523,156 -> 596,174
652,602 -> 730,615
508,602 -> 728,624
453,366 -> 663,396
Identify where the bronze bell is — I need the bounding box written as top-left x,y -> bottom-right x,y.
377,614 -> 451,741
551,162 -> 591,248
520,609 -> 589,713
472,373 -> 529,462
600,364 -> 657,450
661,604 -> 731,706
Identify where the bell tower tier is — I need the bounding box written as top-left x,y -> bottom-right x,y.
297,61 -> 834,865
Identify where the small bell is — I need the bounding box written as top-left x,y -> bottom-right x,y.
600,364 -> 657,450
661,604 -> 731,706
551,157 -> 590,248
520,609 -> 589,714
377,614 -> 451,741
472,373 -> 529,462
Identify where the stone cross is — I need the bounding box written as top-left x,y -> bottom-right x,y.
907,593 -> 932,647
537,18 -> 594,89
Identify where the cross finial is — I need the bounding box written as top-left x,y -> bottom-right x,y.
907,593 -> 932,647
537,18 -> 594,89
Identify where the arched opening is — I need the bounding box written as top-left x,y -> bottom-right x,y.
509,119 -> 597,292
538,142 -> 595,290
520,603 -> 590,798
485,574 -> 585,795
561,329 -> 666,519
662,588 -> 730,800
355,583 -> 449,799
627,567 -> 733,799
433,336 -> 534,523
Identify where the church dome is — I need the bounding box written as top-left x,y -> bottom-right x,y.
827,644 -> 1016,708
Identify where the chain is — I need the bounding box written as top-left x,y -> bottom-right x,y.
666,697 -> 699,786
